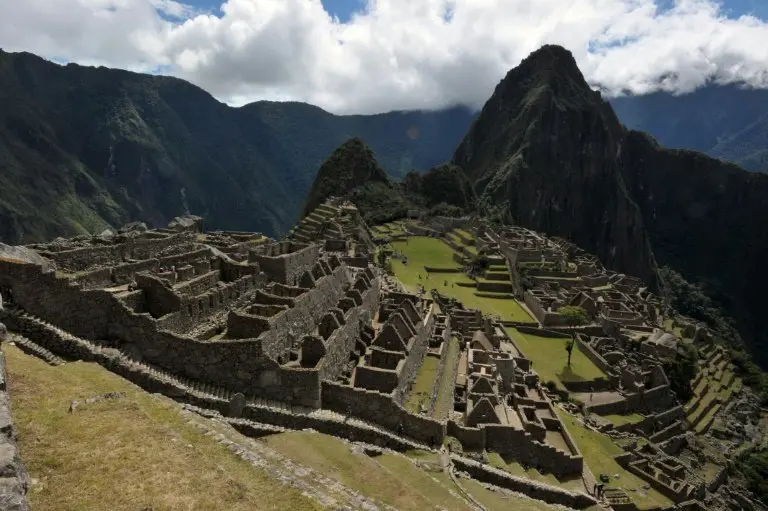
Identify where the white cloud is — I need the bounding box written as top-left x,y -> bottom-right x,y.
1,0 -> 768,114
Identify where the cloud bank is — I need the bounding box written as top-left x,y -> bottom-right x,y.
1,0 -> 768,114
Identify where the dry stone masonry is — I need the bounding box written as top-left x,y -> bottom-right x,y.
1,202 -> 761,510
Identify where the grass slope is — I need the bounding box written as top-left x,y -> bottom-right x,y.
4,344 -> 321,511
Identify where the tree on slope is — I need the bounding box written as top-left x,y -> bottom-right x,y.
559,305 -> 588,366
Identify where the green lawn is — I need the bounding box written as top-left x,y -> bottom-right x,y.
392,237 -> 460,269
391,237 -> 533,322
600,413 -> 646,427
555,409 -> 673,510
506,328 -> 606,390
404,355 -> 440,413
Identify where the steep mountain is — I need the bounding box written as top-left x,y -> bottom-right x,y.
302,138 -> 409,224
453,45 -> 659,288
453,45 -> 768,365
0,50 -> 474,244
610,85 -> 768,172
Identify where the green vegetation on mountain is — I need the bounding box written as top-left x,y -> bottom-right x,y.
402,163 -> 476,214
302,138 -> 410,224
0,50 -> 474,243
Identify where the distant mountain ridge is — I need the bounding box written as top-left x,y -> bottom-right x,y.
0,49 -> 474,244
611,84 -> 768,173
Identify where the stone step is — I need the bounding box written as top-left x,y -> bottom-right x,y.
10,334 -> 66,366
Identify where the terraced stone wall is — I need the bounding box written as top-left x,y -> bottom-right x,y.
319,280 -> 381,381
451,456 -> 594,509
257,265 -> 352,359
0,349 -> 30,511
321,381 -> 445,445
0,261 -> 281,392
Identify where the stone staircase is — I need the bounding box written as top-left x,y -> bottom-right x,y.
8,333 -> 65,366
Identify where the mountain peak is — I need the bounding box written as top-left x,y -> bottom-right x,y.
302,138 -> 391,218
451,44 -> 657,287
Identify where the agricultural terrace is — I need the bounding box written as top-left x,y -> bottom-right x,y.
506,328 -> 606,391
389,236 -> 533,322
684,345 -> 743,435
555,409 -> 673,510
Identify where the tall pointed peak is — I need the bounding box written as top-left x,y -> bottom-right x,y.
302,138 -> 395,219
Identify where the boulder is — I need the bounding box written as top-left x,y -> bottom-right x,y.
0,323 -> 6,342
120,222 -> 148,234
168,215 -> 204,233
0,243 -> 54,271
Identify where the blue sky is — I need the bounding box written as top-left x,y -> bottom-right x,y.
183,0 -> 767,21
185,0 -> 365,22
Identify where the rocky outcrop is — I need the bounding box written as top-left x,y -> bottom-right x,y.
453,45 -> 659,288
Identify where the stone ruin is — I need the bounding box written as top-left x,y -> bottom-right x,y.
413,219 -> 761,510
2,203 -> 761,511
0,202 -> 601,511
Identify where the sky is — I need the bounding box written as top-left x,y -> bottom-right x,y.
2,0 -> 768,114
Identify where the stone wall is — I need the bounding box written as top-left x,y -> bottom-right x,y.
318,281 -> 380,380
249,243 -> 320,285
155,273 -> 264,334
393,333 -> 430,403
0,350 -> 30,511
174,270 -> 221,297
257,265 -> 352,359
447,420 -> 486,451
450,456 -> 594,509
43,233 -> 194,272
484,424 -> 583,478
0,261 -> 289,395
427,326 -> 455,417
575,336 -> 614,376
321,381 -> 445,445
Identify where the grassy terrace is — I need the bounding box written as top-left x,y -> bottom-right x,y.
432,335 -> 461,419
4,345 -> 322,511
404,355 -> 440,413
264,432 -> 472,510
486,452 -> 584,494
390,236 -> 533,322
506,328 -> 606,391
403,451 -> 562,511
600,413 -> 646,427
555,409 -> 673,510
